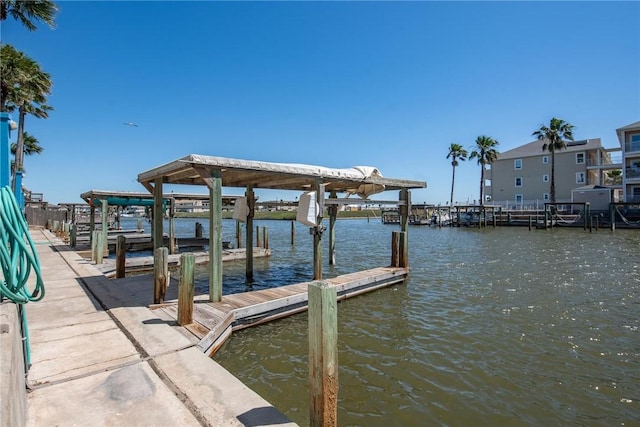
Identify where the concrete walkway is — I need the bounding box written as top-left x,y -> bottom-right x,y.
23,228 -> 297,427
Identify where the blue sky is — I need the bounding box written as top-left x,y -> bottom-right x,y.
3,1 -> 639,205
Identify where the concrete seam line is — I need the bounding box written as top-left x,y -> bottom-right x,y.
45,233 -> 211,426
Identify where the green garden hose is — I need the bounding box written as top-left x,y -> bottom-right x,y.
1,185 -> 45,367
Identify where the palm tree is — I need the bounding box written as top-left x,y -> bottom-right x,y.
0,0 -> 57,30
10,131 -> 43,173
1,45 -> 52,188
532,118 -> 575,203
446,143 -> 468,205
469,136 -> 499,206
606,169 -> 622,185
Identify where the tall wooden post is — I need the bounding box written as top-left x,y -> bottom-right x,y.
246,185 -> 254,281
398,189 -> 410,266
178,253 -> 195,326
398,231 -> 408,268
70,224 -> 77,248
154,247 -> 169,304
235,221 -> 242,249
101,199 -> 109,256
263,226 -> 269,250
291,220 -> 295,245
153,177 -> 164,253
89,204 -> 95,245
209,169 -> 223,302
116,235 -> 126,278
92,230 -> 103,264
169,198 -> 176,254
328,192 -> 337,265
256,225 -> 262,248
308,281 -> 338,427
313,183 -> 325,281
391,231 -> 399,267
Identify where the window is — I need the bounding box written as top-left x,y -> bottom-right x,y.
514,159 -> 522,170
515,194 -> 523,203
576,172 -> 585,184
542,156 -> 549,164
543,174 -> 549,182
543,193 -> 550,201
576,153 -> 585,164
515,177 -> 523,187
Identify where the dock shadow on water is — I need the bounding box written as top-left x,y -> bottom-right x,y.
209,220 -> 640,427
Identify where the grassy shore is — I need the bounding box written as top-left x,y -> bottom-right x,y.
175,209 -> 383,220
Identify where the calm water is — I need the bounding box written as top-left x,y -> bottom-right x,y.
124,217 -> 640,426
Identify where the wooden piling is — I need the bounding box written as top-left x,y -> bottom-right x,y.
391,231 -> 399,267
169,214 -> 177,254
236,221 -> 242,249
398,231 -> 408,268
291,220 -> 295,245
308,281 -> 338,427
263,226 -> 269,250
195,222 -> 203,238
178,253 -> 195,326
528,215 -> 532,231
154,247 -> 169,304
116,235 -> 126,279
609,203 -> 615,231
70,224 -> 77,248
256,225 -> 262,248
91,230 -> 99,263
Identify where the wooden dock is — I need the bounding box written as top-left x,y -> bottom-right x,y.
110,266 -> 409,356
94,247 -> 271,277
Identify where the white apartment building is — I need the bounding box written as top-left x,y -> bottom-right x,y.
616,120 -> 640,202
485,138 -> 622,207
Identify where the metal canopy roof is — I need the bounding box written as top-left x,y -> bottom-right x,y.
137,154 -> 426,196
80,190 -> 239,206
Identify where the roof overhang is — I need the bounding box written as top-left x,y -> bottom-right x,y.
137,154 -> 426,198
80,189 -> 239,207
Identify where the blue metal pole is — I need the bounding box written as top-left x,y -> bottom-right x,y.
1,112 -> 10,188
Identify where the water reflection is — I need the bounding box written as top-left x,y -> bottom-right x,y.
122,218 -> 640,426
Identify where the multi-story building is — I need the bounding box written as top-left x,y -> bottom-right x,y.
485,138 -> 622,207
616,120 -> 640,202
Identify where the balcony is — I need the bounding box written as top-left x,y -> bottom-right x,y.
626,167 -> 640,180
625,141 -> 640,154
587,152 -> 622,167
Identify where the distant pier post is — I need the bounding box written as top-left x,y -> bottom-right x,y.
291,220 -> 295,245
116,235 -> 126,278
235,221 -> 242,249
101,199 -> 109,257
70,224 -> 77,248
609,203 -> 615,232
263,226 -> 269,250
256,225 -> 262,248
308,281 -> 338,427
178,253 -> 195,326
154,247 -> 169,304
195,222 -> 203,238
